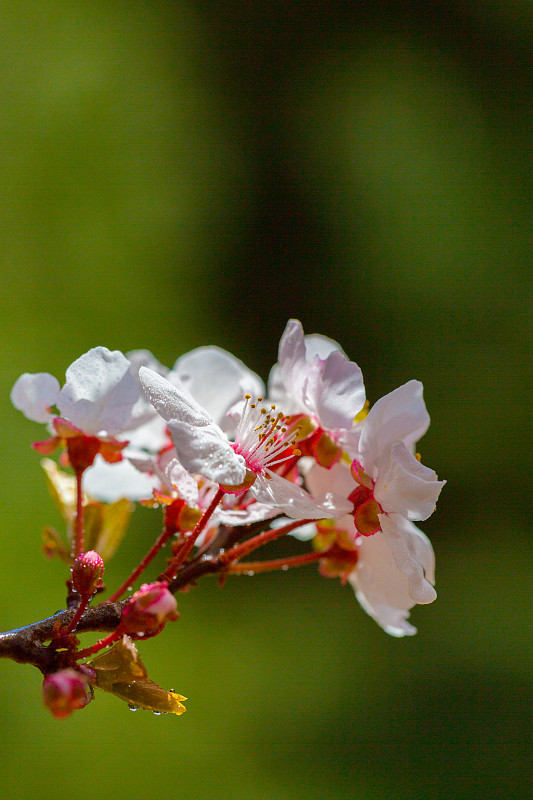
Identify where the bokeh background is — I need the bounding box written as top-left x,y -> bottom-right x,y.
0,2 -> 531,798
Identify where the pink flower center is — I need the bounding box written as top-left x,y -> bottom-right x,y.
232,396 -> 301,476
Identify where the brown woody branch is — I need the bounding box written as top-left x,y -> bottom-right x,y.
0,519 -> 277,674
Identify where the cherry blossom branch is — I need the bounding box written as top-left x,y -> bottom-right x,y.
218,518 -> 313,566
227,549 -> 324,574
0,517 -> 314,674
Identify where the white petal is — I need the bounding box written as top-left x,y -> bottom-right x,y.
167,420 -> 246,486
348,532 -> 419,636
251,471 -> 352,520
164,457 -> 199,507
126,349 -> 169,377
58,348 -> 140,436
378,513 -> 437,605
215,503 -> 278,526
374,442 -> 445,521
268,516 -> 317,541
83,455 -> 158,502
170,346 -> 264,427
126,349 -> 171,429
139,367 -> 212,427
359,380 -> 430,469
121,414 -> 169,456
11,372 -> 60,423
306,349 -> 366,431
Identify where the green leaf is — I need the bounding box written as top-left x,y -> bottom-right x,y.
87,636 -> 186,716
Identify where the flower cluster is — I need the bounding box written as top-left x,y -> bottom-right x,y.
12,320 -> 444,648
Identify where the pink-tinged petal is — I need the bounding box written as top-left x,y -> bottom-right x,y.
170,346 -> 264,427
374,442 -> 445,521
139,367 -> 212,428
167,420 -> 246,486
306,461 -> 356,499
347,533 -> 419,637
336,426 -> 363,460
269,319 -> 308,411
359,380 -> 430,469
251,471 -> 353,520
58,348 -> 140,437
11,372 -> 60,423
164,458 -> 199,507
307,349 -> 366,431
378,513 -> 437,605
303,333 -> 345,360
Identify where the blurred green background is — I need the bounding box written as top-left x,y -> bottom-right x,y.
0,2 -> 531,798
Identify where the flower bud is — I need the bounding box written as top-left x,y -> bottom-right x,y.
120,582 -> 179,635
71,550 -> 105,597
42,668 -> 93,719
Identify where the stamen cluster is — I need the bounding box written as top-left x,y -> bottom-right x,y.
232,396 -> 301,474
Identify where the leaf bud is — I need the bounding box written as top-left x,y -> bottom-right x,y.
42,668 -> 93,719
71,550 -> 105,597
120,582 -> 179,635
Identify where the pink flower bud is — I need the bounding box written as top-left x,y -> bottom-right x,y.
71,550 -> 105,597
42,668 -> 93,719
120,582 -> 179,635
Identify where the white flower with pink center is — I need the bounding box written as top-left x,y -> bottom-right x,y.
268,319 -> 366,457
138,367 -> 352,521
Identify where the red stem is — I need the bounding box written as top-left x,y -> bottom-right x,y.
227,549 -> 324,574
75,630 -> 122,660
65,596 -> 90,635
73,469 -> 85,559
158,488 -> 225,584
107,526 -> 175,603
219,518 -> 313,566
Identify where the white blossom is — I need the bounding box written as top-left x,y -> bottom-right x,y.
139,367 -> 352,521
11,347 -> 141,438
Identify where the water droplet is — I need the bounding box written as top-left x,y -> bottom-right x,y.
152,711 -> 162,716
128,703 -> 139,711
281,565 -> 289,571
127,586 -> 133,592
246,570 -> 255,577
